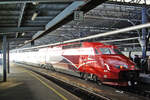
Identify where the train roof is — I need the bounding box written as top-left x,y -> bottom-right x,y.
60,42 -> 104,47
82,42 -> 104,46
82,42 -> 117,48
12,42 -> 118,52
61,42 -> 117,48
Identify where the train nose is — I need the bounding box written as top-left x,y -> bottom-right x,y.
101,55 -> 136,70
101,55 -> 130,65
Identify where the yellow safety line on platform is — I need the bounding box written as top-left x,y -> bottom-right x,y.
24,70 -> 68,100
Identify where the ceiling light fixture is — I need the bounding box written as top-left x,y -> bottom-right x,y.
24,40 -> 29,44
22,32 -> 25,36
19,44 -> 22,46
31,11 -> 38,21
32,2 -> 39,5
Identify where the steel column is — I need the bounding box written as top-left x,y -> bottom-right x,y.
7,42 -> 10,74
2,35 -> 7,82
31,41 -> 34,46
141,7 -> 148,59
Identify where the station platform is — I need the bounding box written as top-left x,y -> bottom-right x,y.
0,64 -> 80,100
13,63 -> 149,100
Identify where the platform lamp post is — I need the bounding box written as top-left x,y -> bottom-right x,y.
2,35 -> 7,82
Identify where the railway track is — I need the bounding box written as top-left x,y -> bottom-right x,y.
114,84 -> 150,99
23,66 -> 111,100
33,66 -> 150,99
16,62 -> 149,100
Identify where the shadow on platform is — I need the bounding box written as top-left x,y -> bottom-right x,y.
0,80 -> 34,100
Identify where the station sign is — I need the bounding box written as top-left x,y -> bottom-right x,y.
74,11 -> 84,21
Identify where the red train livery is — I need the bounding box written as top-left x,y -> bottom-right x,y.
11,42 -> 139,86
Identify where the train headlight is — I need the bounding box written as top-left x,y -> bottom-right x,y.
130,65 -> 135,68
129,65 -> 139,70
115,65 -> 128,69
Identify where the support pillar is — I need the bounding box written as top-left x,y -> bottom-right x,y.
31,41 -> 34,46
141,7 -> 148,59
2,35 -> 7,82
7,42 -> 10,74
140,7 -> 149,73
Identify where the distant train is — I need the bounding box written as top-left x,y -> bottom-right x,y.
10,42 -> 140,86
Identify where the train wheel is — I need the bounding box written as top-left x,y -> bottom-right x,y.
45,65 -> 48,69
83,73 -> 88,81
40,64 -> 44,68
92,75 -> 97,82
96,76 -> 102,86
48,63 -> 55,71
80,73 -> 84,79
97,80 -> 102,86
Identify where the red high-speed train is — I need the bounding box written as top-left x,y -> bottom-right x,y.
11,42 -> 140,86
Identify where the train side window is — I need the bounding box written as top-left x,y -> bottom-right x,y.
113,48 -> 123,55
94,48 -> 99,55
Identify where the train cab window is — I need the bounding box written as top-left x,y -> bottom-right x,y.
113,49 -> 123,55
99,48 -> 123,55
94,48 -> 99,54
99,48 -> 113,54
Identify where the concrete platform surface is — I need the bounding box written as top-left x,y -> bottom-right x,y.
0,65 -> 80,100
16,63 -> 149,100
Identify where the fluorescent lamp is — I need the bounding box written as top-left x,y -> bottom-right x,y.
22,32 -> 25,36
24,40 -> 29,44
19,44 -> 22,46
31,12 -> 38,21
32,2 -> 39,5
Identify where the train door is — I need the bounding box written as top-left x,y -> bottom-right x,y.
94,48 -> 103,67
94,47 -> 105,79
79,48 -> 95,72
79,55 -> 88,72
80,53 -> 97,80
80,55 -> 95,72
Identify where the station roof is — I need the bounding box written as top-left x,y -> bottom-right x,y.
0,0 -> 149,51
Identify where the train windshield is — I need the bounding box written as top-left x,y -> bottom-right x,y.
99,48 -> 122,55
99,48 -> 113,54
113,48 -> 122,54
